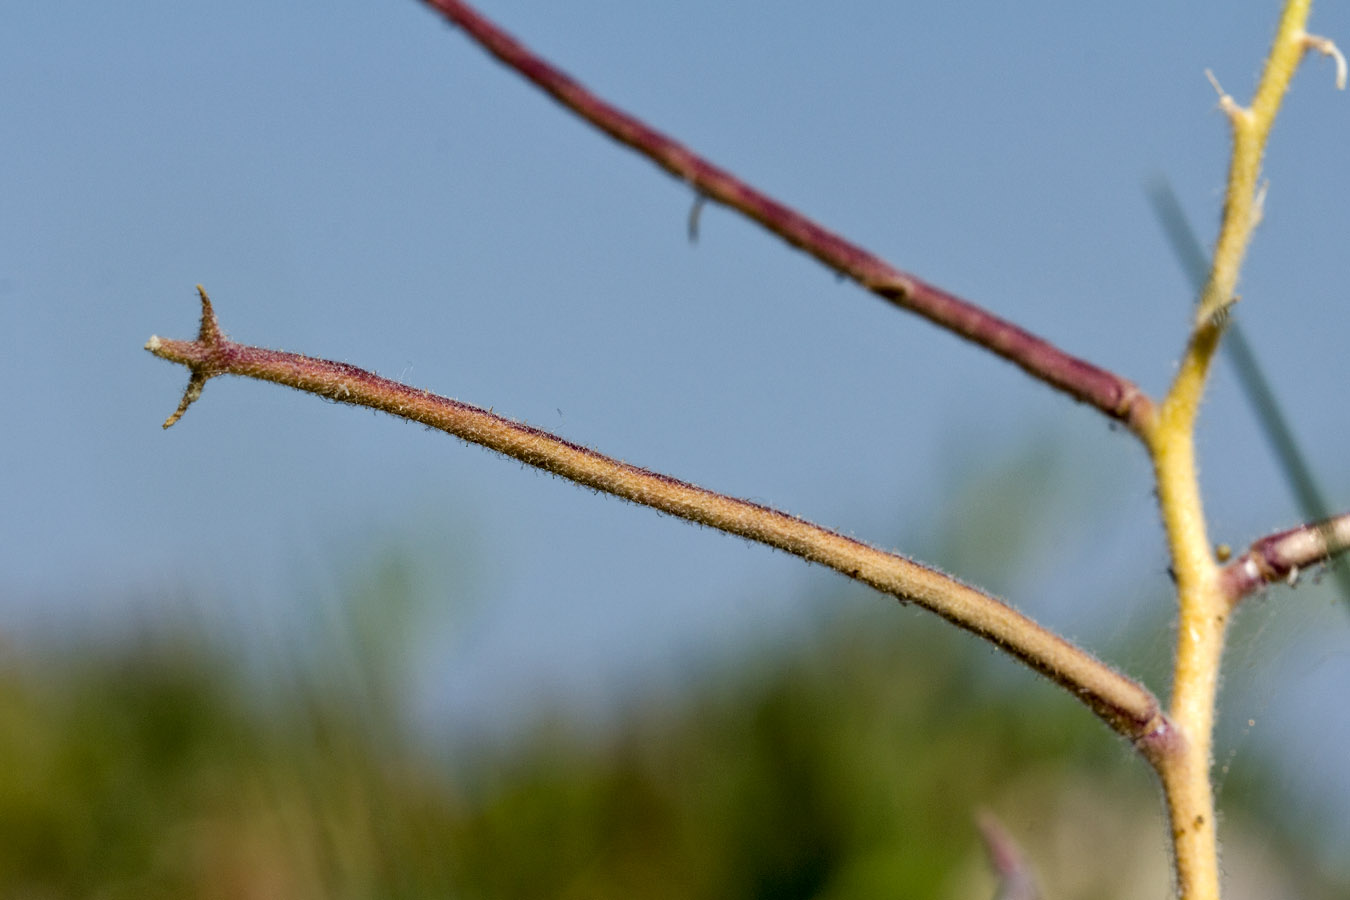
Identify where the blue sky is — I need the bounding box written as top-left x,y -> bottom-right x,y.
4,0 -> 1349,856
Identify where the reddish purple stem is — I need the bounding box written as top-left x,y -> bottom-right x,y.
418,0 -> 1152,433
1221,511 -> 1350,601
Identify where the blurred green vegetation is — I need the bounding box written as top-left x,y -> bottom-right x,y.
3,602 -> 1343,899
1,441 -> 1343,898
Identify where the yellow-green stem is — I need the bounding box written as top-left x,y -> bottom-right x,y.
1197,0 -> 1317,327
1146,325 -> 1227,900
1147,3 -> 1334,896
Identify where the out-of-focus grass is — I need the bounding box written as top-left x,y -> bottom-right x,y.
448,611 -> 1157,900
0,634 -> 447,899
0,602 -> 1340,899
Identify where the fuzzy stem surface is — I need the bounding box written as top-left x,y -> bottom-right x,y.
1196,0 -> 1322,327
147,288 -> 1165,742
1221,510 -> 1350,600
1144,3 -> 1332,896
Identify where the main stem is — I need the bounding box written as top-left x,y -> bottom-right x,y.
1146,325 -> 1227,900
1145,3 -> 1332,896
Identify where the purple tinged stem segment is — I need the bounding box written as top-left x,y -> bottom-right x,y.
147,288 -> 1166,745
976,811 -> 1041,900
1221,511 -> 1350,602
418,0 -> 1154,435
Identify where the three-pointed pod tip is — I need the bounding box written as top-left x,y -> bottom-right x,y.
146,285 -> 220,428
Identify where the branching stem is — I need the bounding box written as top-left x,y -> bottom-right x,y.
144,3 -> 1346,898
1142,3 -> 1337,896
1196,0 -> 1343,328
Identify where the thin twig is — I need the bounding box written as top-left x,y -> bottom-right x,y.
1220,511 -> 1350,601
417,0 -> 1153,434
147,288 -> 1169,744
